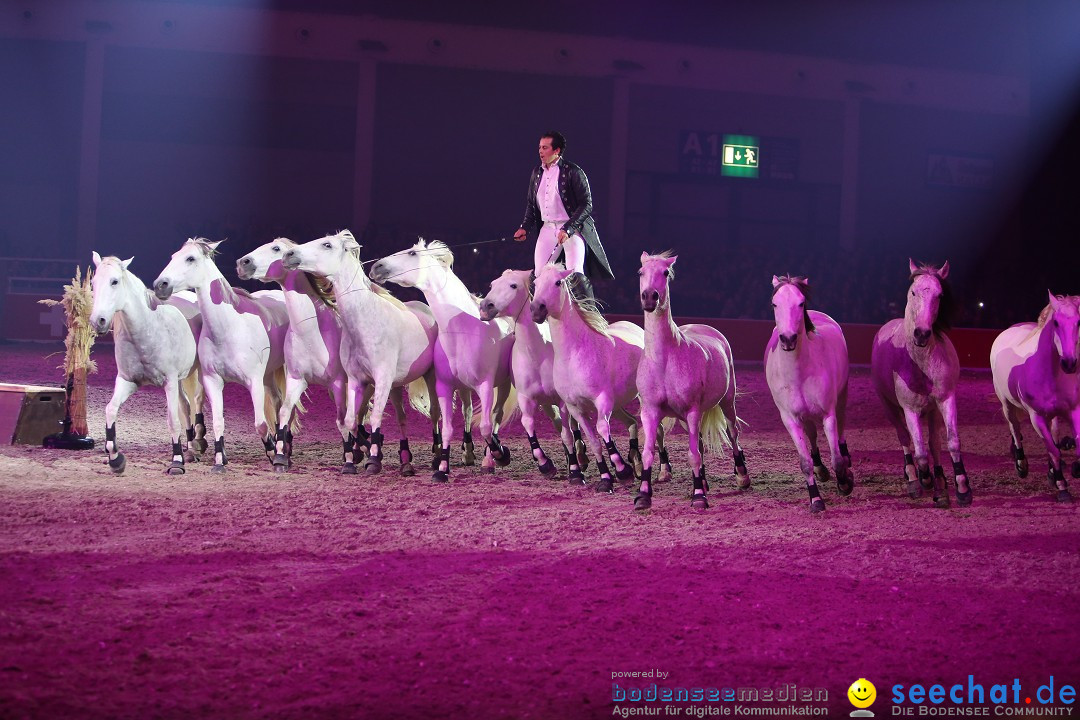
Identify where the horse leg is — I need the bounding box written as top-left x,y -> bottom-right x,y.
460,391 -> 476,466
939,395 -> 971,506
924,410 -> 950,507
558,404 -> 585,484
569,416 -> 590,472
1030,412 -> 1072,503
339,376 -> 362,474
249,376 -> 276,467
433,389 -> 454,483
522,396 -> 555,476
634,403 -> 662,511
596,395 -> 633,482
389,386 -> 416,476
487,379 -> 512,468
901,405 -> 933,495
836,382 -> 854,493
615,407 -> 646,480
163,376 -> 187,475
1070,410 -> 1080,483
822,412 -> 852,499
102,377 -> 137,474
806,422 -> 830,485
574,406 -> 612,492
719,391 -> 749,490
780,412 -> 823,512
203,373 -> 228,474
425,370 -> 443,471
362,379 -> 395,475
1001,401 -> 1028,478
328,376 -> 349,464
474,383 -> 499,474
181,366 -> 207,457
273,375 -> 307,473
686,407 -> 709,511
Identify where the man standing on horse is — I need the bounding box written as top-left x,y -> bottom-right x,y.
513,130 -> 614,299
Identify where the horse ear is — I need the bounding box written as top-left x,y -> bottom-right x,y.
92,251 -> 102,267
207,240 -> 223,252
771,275 -> 782,288
667,255 -> 678,267
908,258 -> 919,274
640,251 -> 650,265
938,260 -> 949,279
342,234 -> 361,251
122,257 -> 134,270
1048,289 -> 1060,308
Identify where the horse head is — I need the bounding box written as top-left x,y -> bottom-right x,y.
907,259 -> 951,348
638,251 -> 676,313
369,238 -> 453,291
90,251 -> 135,333
154,238 -> 220,300
530,264 -> 573,324
237,237 -> 296,283
771,274 -> 814,352
281,230 -> 360,278
1047,291 -> 1080,374
479,269 -> 531,322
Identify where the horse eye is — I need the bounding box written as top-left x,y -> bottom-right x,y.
637,269 -> 643,276
555,279 -> 562,287
799,302 -> 805,307
110,279 -> 119,286
409,250 -> 417,256
771,303 -> 777,308
323,242 -> 332,249
665,270 -> 672,278
510,284 -> 517,289
185,256 -> 195,263
271,246 -> 280,253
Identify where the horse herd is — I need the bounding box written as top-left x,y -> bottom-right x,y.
86,233 -> 1080,512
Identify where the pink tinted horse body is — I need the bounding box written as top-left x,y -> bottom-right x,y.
154,238 -> 290,472
991,292 -> 1080,503
764,275 -> 854,513
530,264 -> 647,493
635,252 -> 748,511
871,260 -> 971,507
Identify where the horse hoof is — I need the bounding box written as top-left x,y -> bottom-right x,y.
210,464 -> 226,475
614,464 -> 635,481
272,461 -> 289,474
956,488 -> 973,507
567,471 -> 586,486
166,462 -> 185,476
634,494 -> 652,511
838,481 -> 853,497
907,480 -> 922,499
400,462 -> 416,477
918,472 -> 933,490
432,469 -> 449,483
736,468 -> 751,490
481,465 -> 496,475
1056,489 -> 1074,504
494,445 -> 511,467
595,479 -> 614,494
183,449 -> 198,463
1059,436 -> 1077,451
809,498 -> 826,514
108,453 -> 126,475
813,465 -> 830,484
690,493 -> 709,510
1017,459 -> 1029,478
658,469 -> 673,484
537,458 -> 556,476
364,458 -> 382,475
933,496 -> 951,509
462,449 -> 476,466
341,462 -> 357,475
192,438 -> 208,454
431,456 -> 441,472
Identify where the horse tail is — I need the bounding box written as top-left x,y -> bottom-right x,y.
470,384 -> 521,429
406,376 -> 432,419
267,366 -> 305,434
700,402 -> 733,454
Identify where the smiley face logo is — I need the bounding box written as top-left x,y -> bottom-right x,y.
848,678 -> 876,709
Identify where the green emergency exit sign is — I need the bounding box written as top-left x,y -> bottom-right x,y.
721,134 -> 759,178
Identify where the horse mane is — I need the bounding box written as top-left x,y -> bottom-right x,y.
186,237 -> 261,306
416,238 -> 454,269
909,262 -> 954,335
563,275 -> 611,338
771,274 -> 815,334
271,237 -> 338,310
643,250 -> 676,280
100,255 -> 162,309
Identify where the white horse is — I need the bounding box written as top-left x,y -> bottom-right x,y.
282,230 -> 441,476
636,252 -> 748,511
530,263 -> 647,493
765,275 -> 854,513
89,252 -> 205,474
369,239 -> 514,481
237,237 -> 360,472
871,260 -> 971,507
991,291 -> 1080,503
479,268 -> 589,477
153,238 -> 290,472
